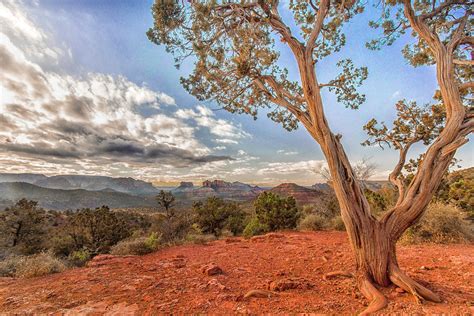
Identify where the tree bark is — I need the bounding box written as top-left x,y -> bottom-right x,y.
253,2 -> 471,313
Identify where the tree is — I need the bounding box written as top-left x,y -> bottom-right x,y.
193,197 -> 245,236
148,1 -> 472,313
156,190 -> 176,219
254,192 -> 300,231
67,206 -> 130,255
0,199 -> 46,255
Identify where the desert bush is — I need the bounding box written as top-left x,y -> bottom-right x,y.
364,189 -> 389,218
254,192 -> 300,231
110,232 -> 161,256
0,252 -> 66,278
435,168 -> 473,219
68,249 -> 91,266
0,199 -> 47,255
156,190 -> 176,219
401,202 -> 473,244
153,211 -> 192,242
329,216 -> 346,231
50,234 -> 76,258
298,214 -> 327,231
185,232 -> 217,244
66,206 -> 131,255
193,197 -> 246,236
243,216 -> 268,238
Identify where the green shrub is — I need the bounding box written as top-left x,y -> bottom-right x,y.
110,233 -> 161,256
193,197 -> 246,237
298,214 -> 327,231
243,216 -> 268,238
0,252 -> 66,278
0,199 -> 47,255
254,192 -> 300,231
153,212 -> 192,243
50,235 -> 76,258
364,189 -> 389,218
68,249 -> 91,266
401,202 -> 473,244
66,206 -> 131,255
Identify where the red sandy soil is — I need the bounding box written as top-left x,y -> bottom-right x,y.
1,231 -> 473,315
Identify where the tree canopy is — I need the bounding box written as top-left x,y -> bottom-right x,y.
147,0 -> 368,132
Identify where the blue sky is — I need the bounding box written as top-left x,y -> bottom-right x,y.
0,0 -> 471,186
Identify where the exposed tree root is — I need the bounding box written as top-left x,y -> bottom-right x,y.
323,270 -> 353,280
358,277 -> 388,315
389,264 -> 441,304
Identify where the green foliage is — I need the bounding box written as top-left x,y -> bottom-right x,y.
298,197 -> 346,231
254,192 -> 300,231
0,199 -> 47,255
367,1 -> 471,104
298,214 -> 327,231
148,0 -> 368,131
184,225 -> 217,244
68,249 -> 91,267
401,202 -> 473,244
193,197 -> 246,237
364,189 -> 389,218
153,211 -> 192,243
0,252 -> 66,278
156,190 -> 176,218
66,206 -> 131,255
434,167 -> 474,220
243,216 -> 268,238
363,101 -> 445,150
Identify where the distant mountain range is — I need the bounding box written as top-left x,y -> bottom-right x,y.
0,173 -> 373,211
0,182 -> 156,211
0,173 -> 159,195
271,183 -> 327,206
172,180 -> 265,201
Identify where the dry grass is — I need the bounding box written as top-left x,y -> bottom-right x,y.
0,252 -> 66,278
110,233 -> 161,256
401,202 -> 473,244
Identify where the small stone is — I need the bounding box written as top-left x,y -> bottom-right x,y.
395,287 -> 405,293
201,263 -> 223,276
243,289 -> 274,299
268,277 -> 313,292
207,279 -> 227,290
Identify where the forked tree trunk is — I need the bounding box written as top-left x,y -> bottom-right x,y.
279,13 -> 469,312
305,115 -> 448,314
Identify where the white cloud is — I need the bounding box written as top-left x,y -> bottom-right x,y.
277,149 -> 298,155
257,160 -> 326,176
176,105 -> 250,143
0,1 -> 229,169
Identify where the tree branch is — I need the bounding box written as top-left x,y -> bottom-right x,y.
453,59 -> 474,66
306,0 -> 330,54
253,77 -> 312,127
459,81 -> 474,91
388,141 -> 415,206
419,0 -> 467,21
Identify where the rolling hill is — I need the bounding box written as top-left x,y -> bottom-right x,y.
0,182 -> 156,210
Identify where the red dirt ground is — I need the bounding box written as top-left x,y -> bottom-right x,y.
1,231 -> 473,315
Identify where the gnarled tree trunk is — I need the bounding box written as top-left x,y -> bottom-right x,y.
295,12 -> 470,309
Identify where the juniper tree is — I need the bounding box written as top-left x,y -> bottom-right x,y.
148,0 -> 472,313
156,190 -> 176,219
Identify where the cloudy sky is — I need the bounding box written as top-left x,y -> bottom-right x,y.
0,1 -> 472,186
